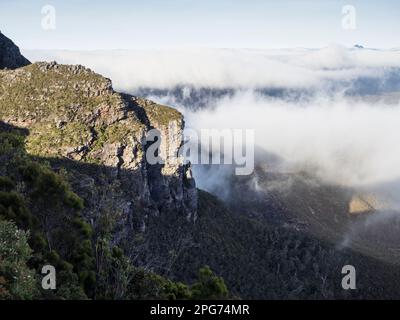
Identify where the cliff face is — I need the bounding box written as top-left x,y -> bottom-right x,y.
0,32 -> 30,69
0,61 -> 197,249
3,35 -> 400,301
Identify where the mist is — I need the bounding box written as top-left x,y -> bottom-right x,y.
24,46 -> 400,195
185,91 -> 400,187
24,46 -> 400,92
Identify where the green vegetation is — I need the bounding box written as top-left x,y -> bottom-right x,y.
0,123 -> 230,300
0,219 -> 36,299
0,63 -> 115,118
0,63 -> 181,160
0,61 -> 232,301
135,97 -> 183,127
139,190 -> 400,300
0,128 -> 93,298
1,60 -> 399,300
191,266 -> 229,299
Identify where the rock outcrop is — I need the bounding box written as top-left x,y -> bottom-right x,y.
349,193 -> 390,214
0,32 -> 30,69
0,60 -> 197,250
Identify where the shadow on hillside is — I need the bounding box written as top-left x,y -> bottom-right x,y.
3,120 -> 400,299
0,120 -> 196,269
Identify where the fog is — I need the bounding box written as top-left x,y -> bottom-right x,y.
24,46 -> 400,92
185,91 -> 400,187
24,46 -> 400,193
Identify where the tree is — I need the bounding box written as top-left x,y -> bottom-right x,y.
191,266 -> 229,299
0,219 -> 37,299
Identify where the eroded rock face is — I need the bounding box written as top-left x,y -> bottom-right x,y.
0,61 -> 197,251
0,32 -> 30,69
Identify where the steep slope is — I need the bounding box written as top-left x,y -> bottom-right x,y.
139,189 -> 400,299
0,32 -> 30,69
1,34 -> 399,300
0,61 -> 197,268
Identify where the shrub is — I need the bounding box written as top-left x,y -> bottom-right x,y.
191,266 -> 229,300
0,219 -> 37,299
0,176 -> 15,192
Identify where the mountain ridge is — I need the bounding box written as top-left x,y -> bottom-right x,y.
2,33 -> 400,300
0,32 -> 31,69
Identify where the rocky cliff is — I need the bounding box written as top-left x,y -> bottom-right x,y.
0,32 -> 30,69
2,34 -> 400,300
0,60 -> 197,251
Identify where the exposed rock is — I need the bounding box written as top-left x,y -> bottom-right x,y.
0,32 -> 30,69
0,60 -> 197,253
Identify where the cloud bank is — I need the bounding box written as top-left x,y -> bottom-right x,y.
24,46 -> 400,93
24,47 -> 400,189
185,91 -> 400,187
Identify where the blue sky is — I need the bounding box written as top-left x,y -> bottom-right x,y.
1,0 -> 399,50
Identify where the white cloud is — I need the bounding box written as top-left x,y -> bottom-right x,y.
23,47 -> 400,189
186,91 -> 400,187
23,46 -> 400,92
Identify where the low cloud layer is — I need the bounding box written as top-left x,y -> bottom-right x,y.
185,91 -> 400,187
24,46 -> 400,92
24,47 -> 400,189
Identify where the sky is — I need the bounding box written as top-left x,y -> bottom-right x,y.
1,0 -> 399,50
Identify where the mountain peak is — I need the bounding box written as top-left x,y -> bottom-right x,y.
0,32 -> 30,69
